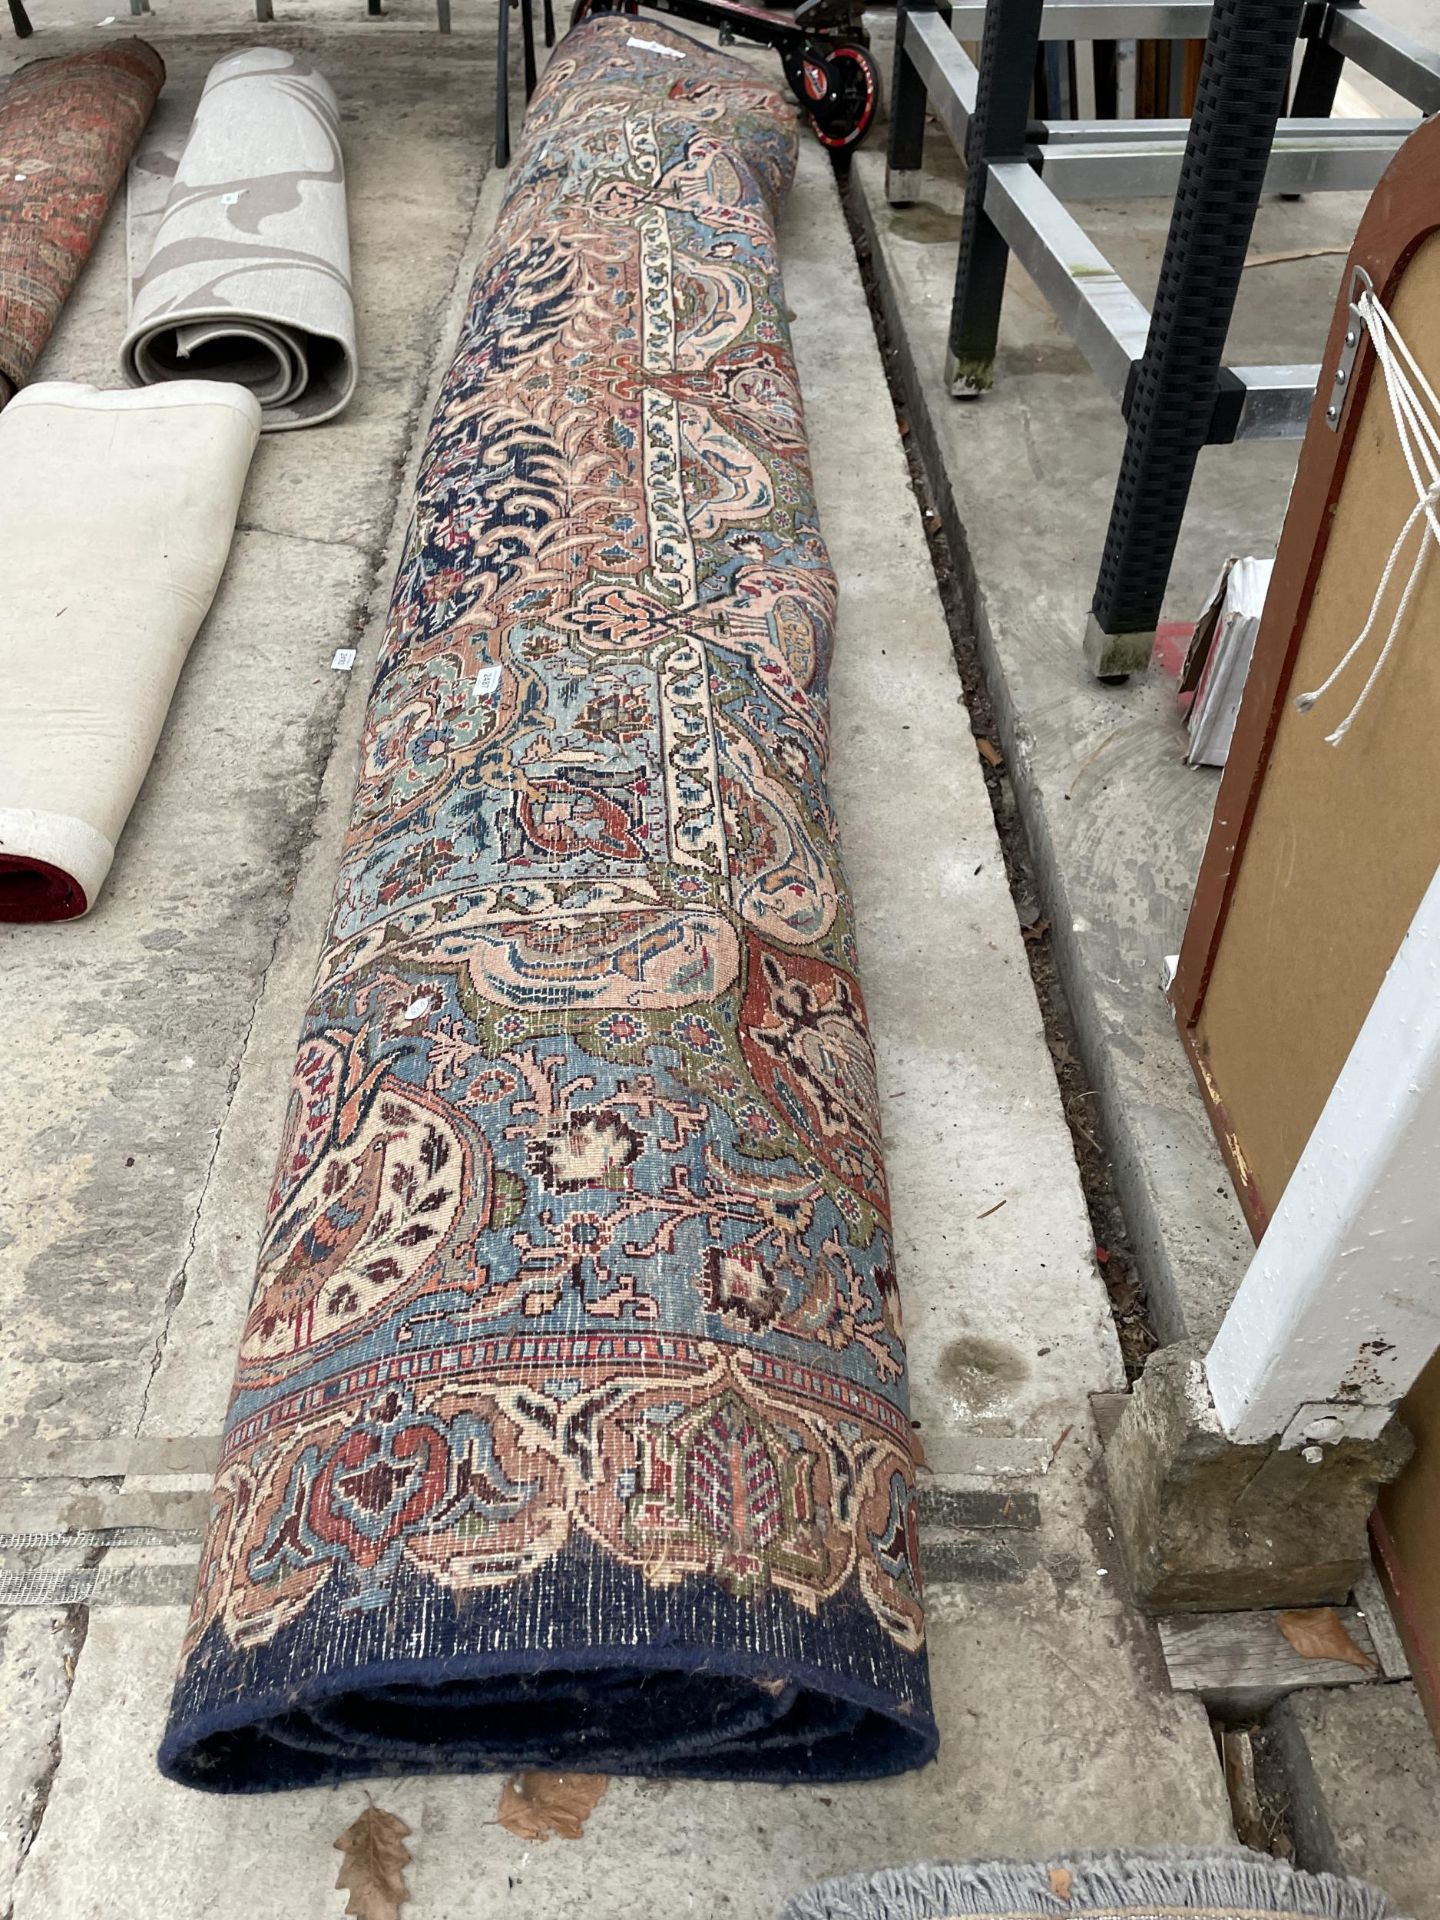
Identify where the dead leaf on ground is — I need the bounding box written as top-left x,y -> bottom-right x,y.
1275,1607 -> 1375,1670
1021,917 -> 1051,944
1049,1866 -> 1074,1902
497,1771 -> 609,1842
975,736 -> 1004,768
334,1806 -> 413,1920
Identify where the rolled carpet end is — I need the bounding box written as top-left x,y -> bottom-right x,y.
0,810 -> 113,922
0,382 -> 261,923
122,49 -> 357,431
0,40 -> 165,401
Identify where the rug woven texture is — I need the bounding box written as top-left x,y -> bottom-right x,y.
0,40 -> 164,400
160,15 -> 935,1791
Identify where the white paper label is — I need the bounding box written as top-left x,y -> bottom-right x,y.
474,664 -> 502,698
627,34 -> 684,56
331,648 -> 357,672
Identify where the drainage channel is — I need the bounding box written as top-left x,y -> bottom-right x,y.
834,157 -> 1157,1382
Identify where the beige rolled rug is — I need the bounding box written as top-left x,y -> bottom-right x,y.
0,382 -> 260,921
121,49 -> 356,431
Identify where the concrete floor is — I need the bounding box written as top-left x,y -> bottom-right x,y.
851,22 -> 1371,1348
848,17 -> 1440,1913
0,5 -> 1239,1915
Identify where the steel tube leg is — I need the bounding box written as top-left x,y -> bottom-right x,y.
1083,0 -> 1306,677
521,0 -> 538,96
543,0 -> 555,48
886,0 -> 934,206
496,0 -> 512,167
945,0 -> 1047,396
1290,27 -> 1346,114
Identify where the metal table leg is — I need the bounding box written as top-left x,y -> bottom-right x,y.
886,0 -> 936,206
8,0 -> 33,33
1291,17 -> 1346,114
521,0 -> 538,95
1083,0 -> 1308,677
544,0 -> 555,47
497,0 -> 513,166
945,0 -> 1047,395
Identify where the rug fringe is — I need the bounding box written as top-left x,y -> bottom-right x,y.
781,1848 -> 1400,1920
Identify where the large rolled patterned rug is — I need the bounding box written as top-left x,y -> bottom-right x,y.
122,49 -> 356,430
161,15 -> 935,1790
0,41 -> 164,403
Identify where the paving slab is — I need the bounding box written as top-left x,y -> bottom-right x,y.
850,24 -> 1379,1343
15,1459 -> 1233,1920
4,15 -> 1230,1914
0,16 -> 498,1466
0,1609 -> 79,1915
1274,1684 -> 1440,1920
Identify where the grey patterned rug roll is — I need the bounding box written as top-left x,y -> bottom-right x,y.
122,48 -> 356,430
780,1850 -> 1400,1920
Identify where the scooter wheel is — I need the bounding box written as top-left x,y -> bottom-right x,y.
570,0 -> 635,24
802,41 -> 881,151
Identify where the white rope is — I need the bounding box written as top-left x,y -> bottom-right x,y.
1296,288 -> 1440,746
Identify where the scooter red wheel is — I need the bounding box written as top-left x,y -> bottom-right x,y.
570,0 -> 636,25
800,40 -> 881,151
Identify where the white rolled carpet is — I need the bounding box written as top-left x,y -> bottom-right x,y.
0,382 -> 260,922
122,49 -> 356,431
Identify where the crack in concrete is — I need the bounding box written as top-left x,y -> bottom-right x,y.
233,519 -> 379,558
2,1607 -> 89,1920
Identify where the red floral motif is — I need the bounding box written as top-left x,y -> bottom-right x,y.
739,939 -> 889,1210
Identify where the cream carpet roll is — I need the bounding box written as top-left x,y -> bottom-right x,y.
122,49 -> 356,431
0,382 -> 260,921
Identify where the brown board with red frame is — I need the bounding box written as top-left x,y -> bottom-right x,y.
1170,112 -> 1440,1732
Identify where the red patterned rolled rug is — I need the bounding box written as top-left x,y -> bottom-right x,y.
160,14 -> 936,1791
0,40 -> 164,403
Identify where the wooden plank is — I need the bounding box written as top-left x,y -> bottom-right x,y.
1159,1607 -> 1381,1710
1354,1563 -> 1412,1680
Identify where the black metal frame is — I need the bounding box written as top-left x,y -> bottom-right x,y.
496,0 -> 557,168
886,0 -> 1440,676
